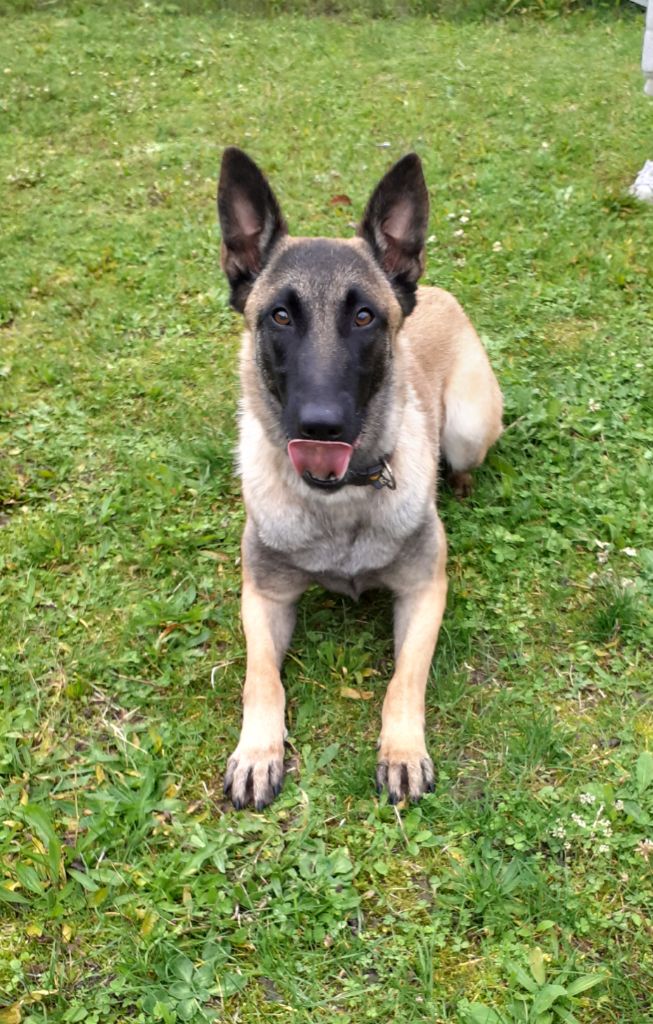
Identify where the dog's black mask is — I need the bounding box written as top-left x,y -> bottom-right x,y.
254,243 -> 391,446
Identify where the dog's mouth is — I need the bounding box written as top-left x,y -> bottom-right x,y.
287,439 -> 354,484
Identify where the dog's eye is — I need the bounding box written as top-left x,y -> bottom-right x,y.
354,307 -> 374,328
272,307 -> 291,326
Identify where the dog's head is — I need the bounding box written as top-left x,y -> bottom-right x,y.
217,147 -> 429,488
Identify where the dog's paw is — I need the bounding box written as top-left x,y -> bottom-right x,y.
223,744 -> 284,811
376,743 -> 435,804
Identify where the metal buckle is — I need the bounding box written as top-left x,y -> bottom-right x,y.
374,457 -> 396,490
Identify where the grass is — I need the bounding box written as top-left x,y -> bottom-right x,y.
1,2 -> 653,1022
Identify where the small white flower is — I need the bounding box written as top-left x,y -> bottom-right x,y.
564,841 -> 571,851
588,399 -> 601,412
615,800 -> 624,811
580,792 -> 596,806
621,547 -> 637,558
492,241 -> 503,252
541,141 -> 550,149
551,824 -> 566,839
637,839 -> 653,861
571,814 -> 587,828
598,844 -> 610,854
459,215 -> 469,224
447,212 -> 457,221
453,228 -> 465,238
427,234 -> 436,243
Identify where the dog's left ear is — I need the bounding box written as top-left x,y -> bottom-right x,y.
218,147 -> 288,312
357,153 -> 429,316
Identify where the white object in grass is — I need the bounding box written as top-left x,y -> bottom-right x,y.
630,159 -> 653,202
629,3 -> 653,201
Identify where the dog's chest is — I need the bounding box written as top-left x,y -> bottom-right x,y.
252,481 -> 431,584
296,514 -> 392,579
240,395 -> 437,586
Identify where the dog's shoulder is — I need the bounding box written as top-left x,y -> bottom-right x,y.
400,286 -> 487,411
403,287 -> 473,371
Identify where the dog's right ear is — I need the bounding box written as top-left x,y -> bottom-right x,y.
217,148 -> 287,312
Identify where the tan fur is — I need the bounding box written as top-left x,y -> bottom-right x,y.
402,285 -> 503,466
219,162 -> 503,807
223,271 -> 502,808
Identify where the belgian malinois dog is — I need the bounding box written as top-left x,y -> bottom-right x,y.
217,147 -> 503,809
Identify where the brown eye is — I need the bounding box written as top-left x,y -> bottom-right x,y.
272,307 -> 290,326
354,307 -> 374,327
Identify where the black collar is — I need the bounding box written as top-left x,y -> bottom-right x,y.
303,456 -> 396,493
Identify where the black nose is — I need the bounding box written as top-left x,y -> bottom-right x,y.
298,402 -> 344,441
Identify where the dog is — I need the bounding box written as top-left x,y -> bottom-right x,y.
217,147 -> 503,809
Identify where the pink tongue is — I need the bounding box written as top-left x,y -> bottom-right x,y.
288,439 -> 353,481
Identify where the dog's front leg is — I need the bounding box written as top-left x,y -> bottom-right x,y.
224,555 -> 302,810
377,516 -> 448,803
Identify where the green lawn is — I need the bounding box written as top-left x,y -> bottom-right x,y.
1,3 -> 653,1022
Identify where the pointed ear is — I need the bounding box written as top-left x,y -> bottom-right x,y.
217,147 -> 288,312
357,153 -> 429,316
